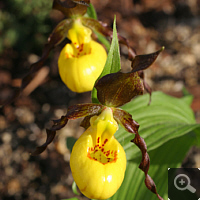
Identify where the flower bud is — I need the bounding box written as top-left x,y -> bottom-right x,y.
70,107 -> 126,199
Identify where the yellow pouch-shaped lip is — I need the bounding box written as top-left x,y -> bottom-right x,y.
70,108 -> 127,199
58,20 -> 107,93
58,40 -> 107,93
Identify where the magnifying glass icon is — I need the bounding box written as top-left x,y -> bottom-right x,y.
174,174 -> 196,193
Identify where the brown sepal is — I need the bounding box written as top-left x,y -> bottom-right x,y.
51,116 -> 69,131
113,108 -> 139,134
131,131 -> 164,200
95,71 -> 144,107
53,0 -> 90,17
134,47 -> 164,105
131,47 -> 164,72
66,103 -> 104,120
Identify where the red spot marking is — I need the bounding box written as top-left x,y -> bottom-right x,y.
97,137 -> 100,144
94,149 -> 98,153
106,150 -> 110,157
101,148 -> 104,152
104,139 -> 108,145
79,43 -> 84,52
91,147 -> 94,151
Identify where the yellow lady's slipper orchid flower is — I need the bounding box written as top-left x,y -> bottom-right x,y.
70,107 -> 126,199
58,21 -> 107,93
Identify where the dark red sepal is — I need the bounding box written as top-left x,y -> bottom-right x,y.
95,71 -> 144,107
131,47 -> 164,72
53,0 -> 90,17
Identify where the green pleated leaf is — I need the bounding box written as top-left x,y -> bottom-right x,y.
92,16 -> 121,103
107,132 -> 196,200
115,91 -> 200,160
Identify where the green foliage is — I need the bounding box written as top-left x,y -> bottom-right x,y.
72,181 -> 80,195
86,3 -> 110,50
86,3 -> 97,20
116,92 -> 199,160
107,91 -> 200,199
108,133 -> 195,200
0,0 -> 52,53
99,16 -> 121,76
92,16 -> 120,103
94,30 -> 111,51
66,137 -> 77,153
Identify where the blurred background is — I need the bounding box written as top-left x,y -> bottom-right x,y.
0,0 -> 200,199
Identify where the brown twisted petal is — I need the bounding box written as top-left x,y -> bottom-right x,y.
131,132 -> 164,200
113,108 -> 139,134
31,129 -> 56,156
31,103 -> 104,155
